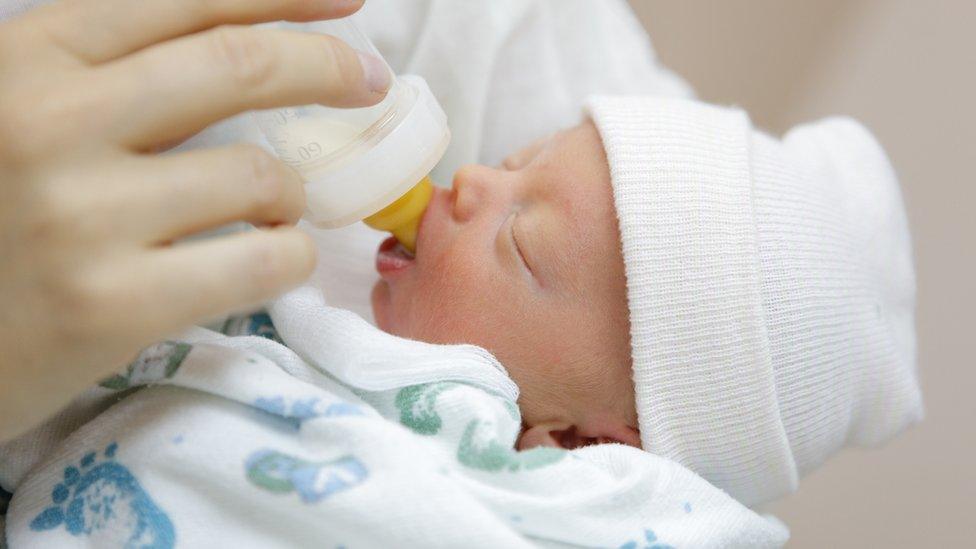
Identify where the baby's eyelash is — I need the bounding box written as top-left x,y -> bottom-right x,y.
511,214 -> 534,276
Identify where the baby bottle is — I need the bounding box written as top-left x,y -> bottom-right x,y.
253,19 -> 449,252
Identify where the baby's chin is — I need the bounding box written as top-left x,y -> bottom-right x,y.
370,280 -> 396,334
370,280 -> 423,340
370,280 -> 447,343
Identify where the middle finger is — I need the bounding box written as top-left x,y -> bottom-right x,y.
71,145 -> 306,245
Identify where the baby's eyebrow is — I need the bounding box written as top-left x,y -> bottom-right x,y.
505,136 -> 553,171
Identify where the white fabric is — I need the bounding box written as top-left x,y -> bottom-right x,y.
356,0 -> 692,179
0,0 -> 41,19
586,96 -> 922,507
3,322 -> 788,548
269,288 -> 518,400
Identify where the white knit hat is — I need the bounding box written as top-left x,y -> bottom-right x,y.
585,96 -> 923,507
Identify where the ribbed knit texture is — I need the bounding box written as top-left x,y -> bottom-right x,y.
586,96 -> 922,507
752,120 -> 921,477
587,97 -> 798,506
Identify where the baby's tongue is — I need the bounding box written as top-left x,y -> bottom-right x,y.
376,236 -> 415,275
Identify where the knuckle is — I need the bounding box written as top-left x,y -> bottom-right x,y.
208,25 -> 276,89
0,96 -> 52,162
237,144 -> 285,212
23,175 -> 114,246
0,82 -> 98,163
53,268 -> 117,328
24,183 -> 80,243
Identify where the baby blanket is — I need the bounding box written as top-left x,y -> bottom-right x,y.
2,291 -> 786,548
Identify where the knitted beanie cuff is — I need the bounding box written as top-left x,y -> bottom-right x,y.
586,96 -> 798,506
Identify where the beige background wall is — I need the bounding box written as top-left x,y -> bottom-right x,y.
628,1 -> 975,546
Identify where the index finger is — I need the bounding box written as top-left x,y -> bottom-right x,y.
22,0 -> 365,64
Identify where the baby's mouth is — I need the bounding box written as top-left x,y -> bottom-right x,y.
375,236 -> 416,279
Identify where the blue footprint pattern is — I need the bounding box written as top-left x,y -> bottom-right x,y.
30,442 -> 174,549
619,528 -> 675,549
245,449 -> 368,504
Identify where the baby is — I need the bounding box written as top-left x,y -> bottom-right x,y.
371,95 -> 923,504
0,96 -> 922,548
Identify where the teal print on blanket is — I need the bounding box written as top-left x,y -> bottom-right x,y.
395,383 -> 452,435
246,449 -> 368,504
242,311 -> 281,342
29,442 -> 175,549
221,311 -> 283,343
619,528 -> 675,549
254,396 -> 364,428
100,341 -> 191,391
457,419 -> 566,472
0,484 -> 11,516
394,383 -> 563,472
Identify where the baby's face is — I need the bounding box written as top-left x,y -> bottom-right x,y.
372,121 -> 639,448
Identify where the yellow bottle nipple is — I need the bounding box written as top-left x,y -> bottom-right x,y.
363,176 -> 434,253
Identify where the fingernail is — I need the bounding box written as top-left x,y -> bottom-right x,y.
357,51 -> 392,93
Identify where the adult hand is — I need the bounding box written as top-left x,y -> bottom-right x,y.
0,0 -> 390,439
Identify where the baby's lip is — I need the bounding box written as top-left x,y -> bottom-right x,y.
374,186 -> 443,280
375,236 -> 415,280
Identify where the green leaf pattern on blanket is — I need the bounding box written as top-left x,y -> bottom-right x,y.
395,383 -> 451,435
395,383 -> 565,473
458,419 -> 565,472
99,341 -> 191,391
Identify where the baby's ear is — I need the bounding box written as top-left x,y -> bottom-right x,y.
517,423 -> 639,451
517,422 -> 572,450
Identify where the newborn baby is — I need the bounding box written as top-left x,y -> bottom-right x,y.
372,95 -> 923,504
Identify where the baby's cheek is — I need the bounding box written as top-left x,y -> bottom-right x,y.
405,259 -> 511,343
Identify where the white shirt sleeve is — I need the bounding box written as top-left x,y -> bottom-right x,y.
353,0 -> 693,181
0,0 -> 49,20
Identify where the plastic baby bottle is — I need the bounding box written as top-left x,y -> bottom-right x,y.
253,19 -> 449,252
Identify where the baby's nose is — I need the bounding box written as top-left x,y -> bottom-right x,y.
450,164 -> 500,222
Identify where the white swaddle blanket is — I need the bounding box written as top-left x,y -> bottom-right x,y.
3,289 -> 786,548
